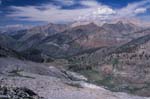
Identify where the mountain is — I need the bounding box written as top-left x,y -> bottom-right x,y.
0,45 -> 22,59
114,34 -> 150,53
14,23 -> 101,58
12,23 -> 68,41
11,23 -> 69,52
0,25 -> 31,34
1,21 -> 148,63
11,21 -> 149,61
0,34 -> 18,49
67,34 -> 150,96
102,34 -> 150,96
12,21 -> 142,49
19,23 -> 107,59
102,21 -> 142,35
65,21 -> 143,48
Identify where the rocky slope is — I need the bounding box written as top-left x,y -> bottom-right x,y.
0,57 -> 149,99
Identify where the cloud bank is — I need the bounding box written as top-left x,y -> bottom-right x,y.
7,0 -> 150,23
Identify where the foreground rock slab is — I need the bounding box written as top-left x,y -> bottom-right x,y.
0,72 -> 149,99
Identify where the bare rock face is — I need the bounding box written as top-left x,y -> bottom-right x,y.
61,70 -> 88,81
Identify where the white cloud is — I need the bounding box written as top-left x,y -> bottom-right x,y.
116,0 -> 150,18
55,0 -> 75,6
5,24 -> 24,28
134,8 -> 147,14
95,7 -> 116,15
7,0 -> 150,23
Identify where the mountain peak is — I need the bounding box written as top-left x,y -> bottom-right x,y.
116,21 -> 124,25
87,22 -> 98,26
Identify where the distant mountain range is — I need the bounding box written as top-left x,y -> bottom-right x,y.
2,21 -> 148,64
0,21 -> 150,60
0,25 -> 31,34
11,22 -> 150,55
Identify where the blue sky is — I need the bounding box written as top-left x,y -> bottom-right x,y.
0,0 -> 150,26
